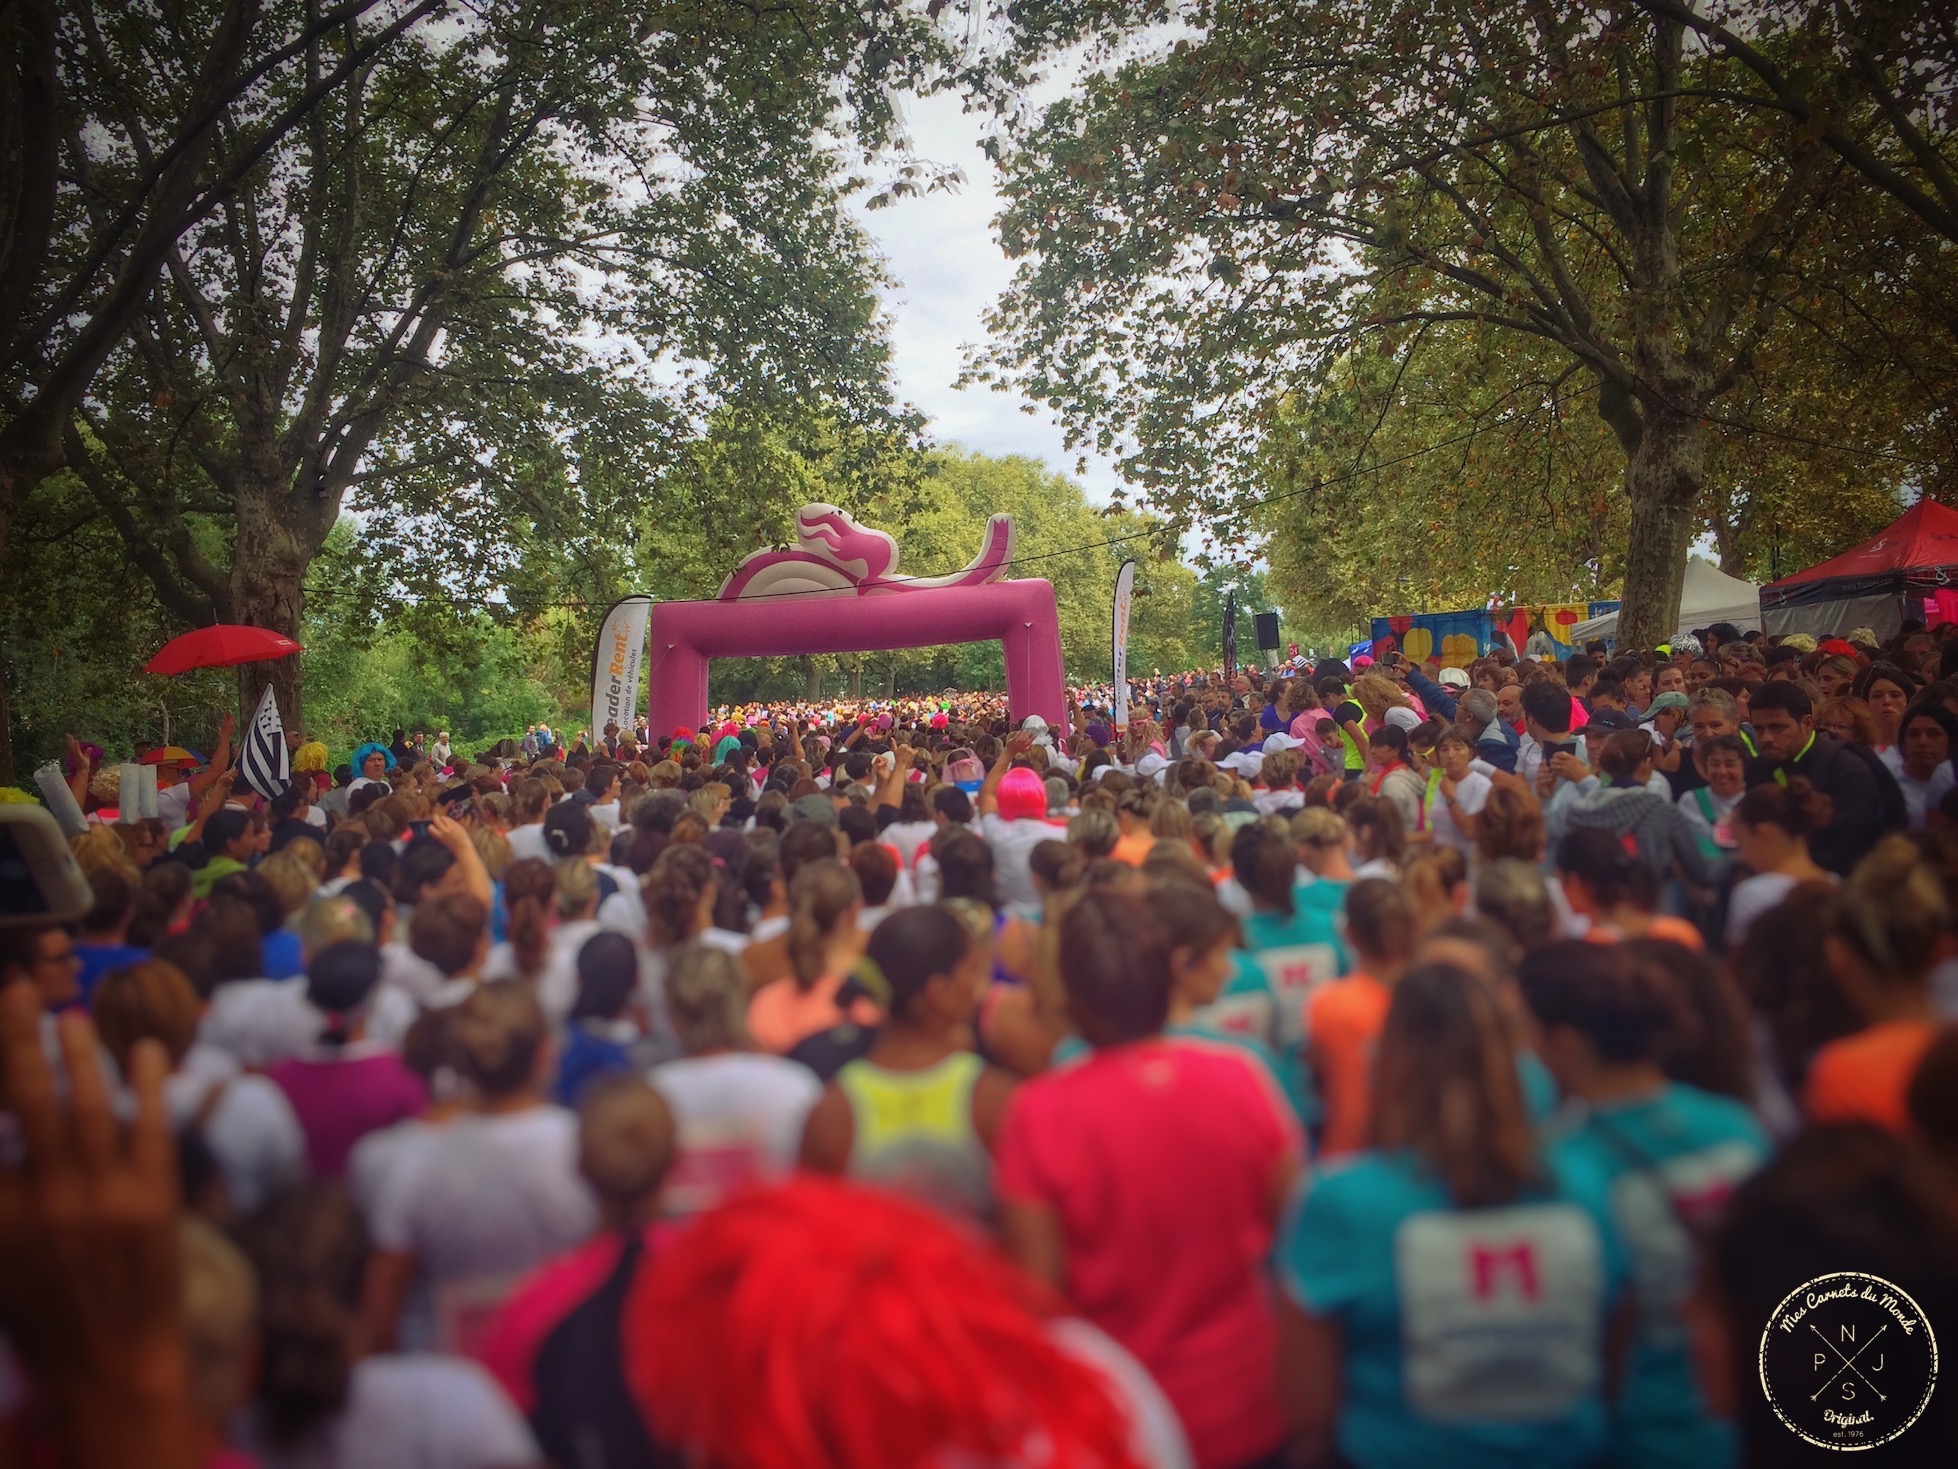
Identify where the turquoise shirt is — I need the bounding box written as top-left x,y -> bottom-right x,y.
1551,1084 -> 1768,1469
1240,879 -> 1353,971
1277,1144 -> 1630,1469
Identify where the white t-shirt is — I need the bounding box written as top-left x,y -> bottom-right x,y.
198,979 -> 417,1069
882,819 -> 938,869
978,812 -> 1060,917
699,926 -> 749,954
505,823 -> 550,864
164,1042 -> 307,1213
155,780 -> 193,831
1726,872 -> 1806,950
382,942 -> 449,1007
347,1116 -> 451,1351
1252,788 -> 1304,816
594,863 -> 645,941
912,854 -> 941,904
1897,763 -> 1956,831
1677,786 -> 1741,843
368,1106 -> 597,1339
1426,771 -> 1491,856
1213,875 -> 1254,918
651,1052 -> 820,1221
242,1353 -> 536,1469
482,918 -> 602,1025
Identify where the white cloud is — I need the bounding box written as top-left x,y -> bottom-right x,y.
852,91 -> 1127,504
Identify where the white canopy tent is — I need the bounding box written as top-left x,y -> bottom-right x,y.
1569,559 -> 1762,645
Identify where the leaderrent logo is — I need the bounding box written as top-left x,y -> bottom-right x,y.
1760,1270 -> 1938,1451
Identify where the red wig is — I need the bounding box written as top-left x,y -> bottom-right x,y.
625,1177 -> 1145,1469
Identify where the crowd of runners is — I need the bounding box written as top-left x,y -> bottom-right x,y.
5,621 -> 1958,1468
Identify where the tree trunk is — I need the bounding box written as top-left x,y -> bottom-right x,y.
229,480 -> 312,736
801,655 -> 821,701
885,655 -> 896,698
0,495 -> 13,785
1615,407 -> 1704,650
847,662 -> 862,699
0,625 -> 13,788
1713,515 -> 1745,576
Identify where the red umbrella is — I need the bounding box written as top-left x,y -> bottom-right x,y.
144,625 -> 304,676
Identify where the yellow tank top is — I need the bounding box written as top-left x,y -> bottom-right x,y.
835,1051 -> 992,1220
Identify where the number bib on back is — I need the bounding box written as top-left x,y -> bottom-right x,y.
1394,1203 -> 1605,1422
1252,943 -> 1339,1052
1606,1139 -> 1759,1345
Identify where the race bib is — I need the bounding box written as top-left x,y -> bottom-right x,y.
1252,943 -> 1339,1051
1395,1204 -> 1605,1422
1608,1140 -> 1759,1343
1193,991 -> 1277,1047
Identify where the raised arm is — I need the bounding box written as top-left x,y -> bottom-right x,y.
61,735 -> 91,808
978,731 -> 1035,817
183,769 -> 239,845
874,744 -> 913,812
427,811 -> 493,907
186,711 -> 236,805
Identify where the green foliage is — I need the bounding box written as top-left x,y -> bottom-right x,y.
0,473 -> 234,769
300,619 -> 569,767
965,2 -> 1957,646
46,0 -> 959,724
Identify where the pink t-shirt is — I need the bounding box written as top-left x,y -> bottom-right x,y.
268,1048 -> 429,1178
994,1035 -> 1301,1469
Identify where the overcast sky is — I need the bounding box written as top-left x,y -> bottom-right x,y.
849,90 -> 1127,505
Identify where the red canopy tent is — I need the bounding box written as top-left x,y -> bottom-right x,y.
1760,499 -> 1958,641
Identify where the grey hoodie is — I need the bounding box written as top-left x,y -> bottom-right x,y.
1562,781 -> 1729,886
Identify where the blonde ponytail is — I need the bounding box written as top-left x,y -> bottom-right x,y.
1835,836 -> 1947,983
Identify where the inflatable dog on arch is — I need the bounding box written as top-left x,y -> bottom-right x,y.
718,504 -> 1015,602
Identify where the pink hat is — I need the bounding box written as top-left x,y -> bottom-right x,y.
997,766 -> 1047,821
1353,654 -> 1375,668
930,711 -> 949,729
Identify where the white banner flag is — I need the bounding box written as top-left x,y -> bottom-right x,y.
1112,559 -> 1137,730
591,596 -> 653,746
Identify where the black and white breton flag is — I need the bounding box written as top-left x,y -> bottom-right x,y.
237,685 -> 290,802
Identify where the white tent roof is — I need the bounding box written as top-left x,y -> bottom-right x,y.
1571,559 -> 1762,645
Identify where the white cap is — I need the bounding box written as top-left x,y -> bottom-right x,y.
1437,667 -> 1471,689
1261,731 -> 1300,753
1221,751 -> 1264,777
1021,715 -> 1050,734
1384,706 -> 1423,732
1136,751 -> 1168,779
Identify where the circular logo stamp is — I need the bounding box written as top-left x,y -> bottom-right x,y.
1759,1271 -> 1939,1451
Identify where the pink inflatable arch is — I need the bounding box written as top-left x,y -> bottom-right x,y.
646,504 -> 1067,731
